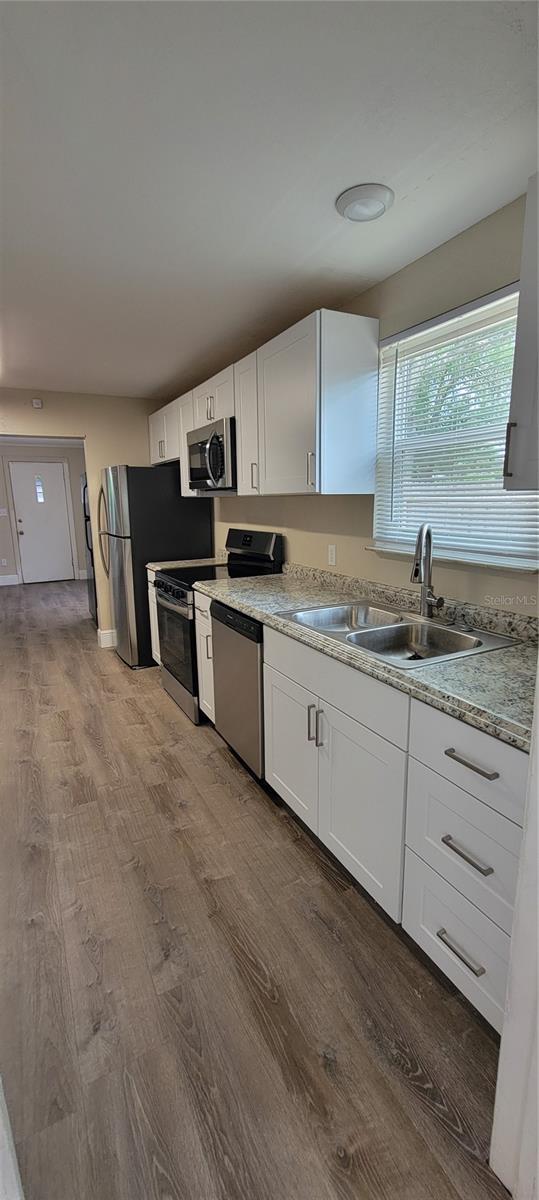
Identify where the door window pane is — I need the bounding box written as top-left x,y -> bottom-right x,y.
35,476 -> 45,503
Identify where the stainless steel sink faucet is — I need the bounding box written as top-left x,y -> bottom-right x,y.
410,523 -> 444,618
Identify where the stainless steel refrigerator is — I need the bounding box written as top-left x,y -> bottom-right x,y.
98,463 -> 212,668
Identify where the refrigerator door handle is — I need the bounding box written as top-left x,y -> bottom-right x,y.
97,487 -> 110,578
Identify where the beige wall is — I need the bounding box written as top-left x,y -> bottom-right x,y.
0,439 -> 87,577
0,389 -> 152,627
216,197 -> 537,614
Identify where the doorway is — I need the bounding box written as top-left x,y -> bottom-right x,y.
8,459 -> 76,583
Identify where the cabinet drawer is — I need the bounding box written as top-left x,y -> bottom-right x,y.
264,628 -> 409,749
406,760 -> 521,934
402,849 -> 510,1032
409,700 -> 528,825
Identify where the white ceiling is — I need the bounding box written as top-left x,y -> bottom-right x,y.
0,1 -> 536,400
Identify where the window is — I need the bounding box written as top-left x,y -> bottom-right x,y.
34,476 -> 45,503
374,292 -> 538,569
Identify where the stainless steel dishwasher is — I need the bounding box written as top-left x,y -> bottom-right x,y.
210,601 -> 264,778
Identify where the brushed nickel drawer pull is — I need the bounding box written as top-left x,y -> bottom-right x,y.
307,704 -> 316,742
441,834 -> 494,876
436,928 -> 486,977
205,634 -> 212,660
306,451 -> 315,488
444,747 -> 499,781
315,708 -> 324,748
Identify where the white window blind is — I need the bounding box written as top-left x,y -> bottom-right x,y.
373,292 -> 539,569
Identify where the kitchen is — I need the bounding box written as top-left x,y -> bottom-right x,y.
0,4 -> 537,1200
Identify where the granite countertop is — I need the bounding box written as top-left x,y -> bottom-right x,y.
193,568 -> 537,753
146,556 -> 224,572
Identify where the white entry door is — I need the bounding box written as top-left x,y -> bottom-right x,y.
9,461 -> 75,583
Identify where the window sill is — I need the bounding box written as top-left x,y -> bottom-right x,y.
366,542 -> 538,574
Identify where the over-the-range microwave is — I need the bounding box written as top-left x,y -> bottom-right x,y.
187,417 -> 236,492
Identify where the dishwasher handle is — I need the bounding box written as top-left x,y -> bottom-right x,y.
210,600 -> 263,644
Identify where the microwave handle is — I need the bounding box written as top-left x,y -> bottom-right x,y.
205,433 -> 220,488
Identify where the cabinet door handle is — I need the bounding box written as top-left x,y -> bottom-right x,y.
441,834 -> 494,876
205,634 -> 212,660
250,462 -> 258,491
209,395 -> 215,420
444,747 -> 499,781
306,451 -> 315,488
315,708 -> 324,748
436,928 -> 486,977
503,420 -> 517,478
159,439 -> 165,459
307,704 -> 316,742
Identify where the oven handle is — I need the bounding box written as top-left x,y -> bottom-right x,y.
156,591 -> 193,620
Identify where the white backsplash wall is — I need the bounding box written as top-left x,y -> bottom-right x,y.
216,197 -> 537,617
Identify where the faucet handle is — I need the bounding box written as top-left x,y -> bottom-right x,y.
426,589 -> 444,614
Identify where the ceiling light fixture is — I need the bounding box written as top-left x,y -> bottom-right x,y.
335,183 -> 395,222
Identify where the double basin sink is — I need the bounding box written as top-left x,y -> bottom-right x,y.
277,601 -> 515,668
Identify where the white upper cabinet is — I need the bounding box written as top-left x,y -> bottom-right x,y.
194,364 -> 235,427
257,314 -> 318,495
505,173 -> 538,491
177,390 -> 198,497
149,408 -> 166,464
234,351 -> 260,495
256,309 -> 379,495
149,398 -> 181,464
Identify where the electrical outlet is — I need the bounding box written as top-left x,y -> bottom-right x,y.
328,544 -> 336,567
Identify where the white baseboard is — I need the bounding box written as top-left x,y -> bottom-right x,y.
97,628 -> 117,649
77,568 -> 88,580
0,574 -> 21,587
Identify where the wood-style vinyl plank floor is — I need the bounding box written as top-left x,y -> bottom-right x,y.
0,581 -> 508,1200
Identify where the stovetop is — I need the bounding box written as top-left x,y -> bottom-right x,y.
154,530 -> 284,598
156,562 -> 276,590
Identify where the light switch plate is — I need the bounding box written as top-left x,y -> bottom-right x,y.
0,507 -> 8,518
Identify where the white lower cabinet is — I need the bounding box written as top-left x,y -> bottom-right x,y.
263,662 -> 407,920
147,570 -> 160,664
264,666 -> 319,833
195,598 -> 215,721
402,849 -> 510,1032
318,703 -> 406,921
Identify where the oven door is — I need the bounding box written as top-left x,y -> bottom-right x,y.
156,591 -> 198,698
187,419 -> 235,491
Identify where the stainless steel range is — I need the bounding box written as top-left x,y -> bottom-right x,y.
154,528 -> 283,724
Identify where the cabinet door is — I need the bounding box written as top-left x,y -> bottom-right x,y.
234,352 -> 259,495
194,365 -> 235,426
162,399 -> 181,462
257,313 -> 319,494
318,702 -> 407,920
263,665 -> 319,833
211,365 -> 235,421
149,410 -> 166,464
196,614 -> 215,721
148,585 -> 160,664
177,391 -> 197,497
505,173 -> 538,490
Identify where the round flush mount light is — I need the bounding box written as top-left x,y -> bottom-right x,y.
335,183 -> 395,222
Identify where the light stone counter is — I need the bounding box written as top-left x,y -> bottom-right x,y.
194,564 -> 537,753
